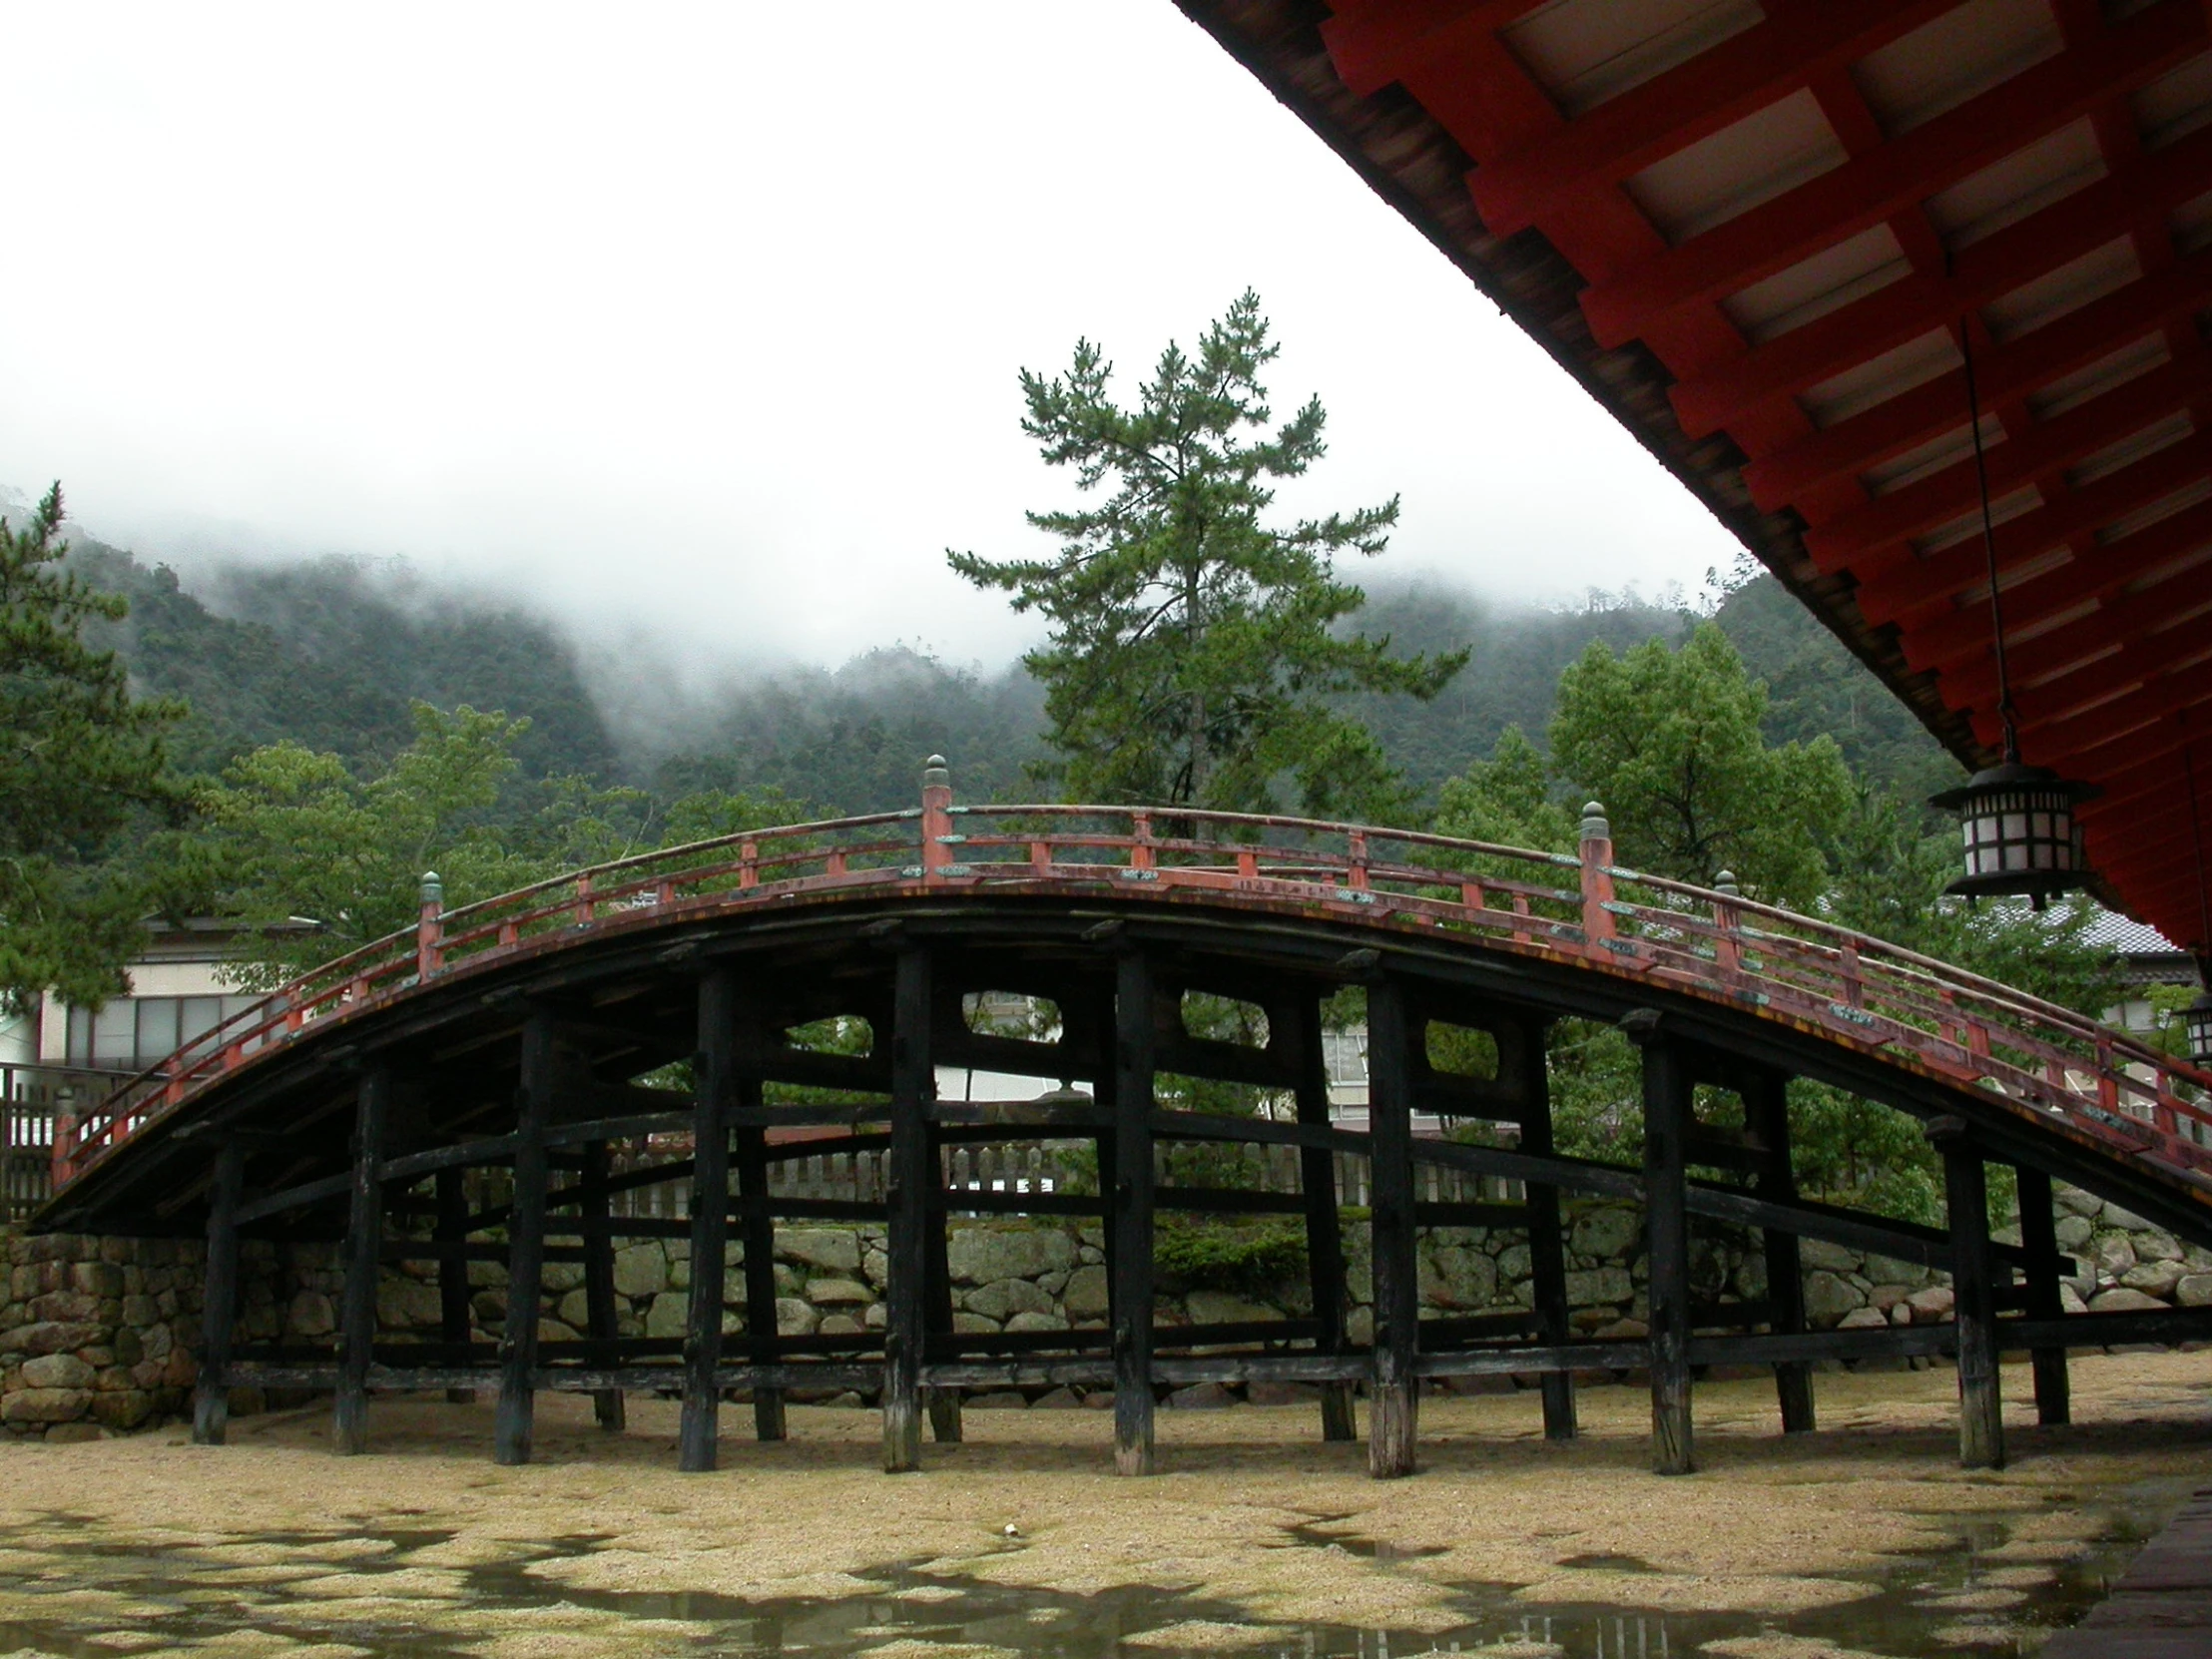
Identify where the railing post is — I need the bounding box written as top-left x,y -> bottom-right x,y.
416,871 -> 444,980
1579,802 -> 1616,941
49,1099 -> 77,1193
1712,870 -> 1742,973
920,755 -> 953,883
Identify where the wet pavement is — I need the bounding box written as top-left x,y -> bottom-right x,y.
0,1478 -> 2185,1659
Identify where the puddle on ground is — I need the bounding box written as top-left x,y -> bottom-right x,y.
0,1485 -> 2180,1659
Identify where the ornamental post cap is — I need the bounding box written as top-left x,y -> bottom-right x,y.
922,754 -> 950,789
1714,869 -> 1739,896
1579,802 -> 1610,840
419,870 -> 443,906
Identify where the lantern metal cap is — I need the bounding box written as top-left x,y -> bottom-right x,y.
1930,760 -> 2101,812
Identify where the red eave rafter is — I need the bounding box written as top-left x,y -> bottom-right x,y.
1669,120 -> 2212,439
1283,0 -> 2212,945
1466,0 -> 1957,237
1803,353 -> 2212,574
1905,495 -> 2212,673
1582,3 -> 2207,349
1740,252 -> 2212,510
1853,427 -> 2212,626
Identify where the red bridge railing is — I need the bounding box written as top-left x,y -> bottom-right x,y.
52,774 -> 2212,1195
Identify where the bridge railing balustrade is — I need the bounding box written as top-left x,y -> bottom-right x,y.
49,787 -> 2212,1194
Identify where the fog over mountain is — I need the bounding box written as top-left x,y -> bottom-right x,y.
21,487 -> 1955,821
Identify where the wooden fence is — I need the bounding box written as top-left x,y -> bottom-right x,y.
602,1136 -> 1520,1221
3,1066 -> 141,1224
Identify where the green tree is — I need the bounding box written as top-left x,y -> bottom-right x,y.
195,704 -> 542,980
1432,725 -> 1575,851
195,703 -> 813,984
0,484 -> 189,1013
948,290 -> 1463,819
1549,621 -> 1852,908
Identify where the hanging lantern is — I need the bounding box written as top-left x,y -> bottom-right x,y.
2185,991 -> 2212,1068
1930,762 -> 2100,905
1928,321 -> 2102,907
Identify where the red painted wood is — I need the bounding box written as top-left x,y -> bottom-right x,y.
1804,356 -> 2212,573
1668,123 -> 2212,439
1319,0 -> 1544,98
1941,575 -> 2212,711
1853,426 -> 2212,625
1740,254 -> 2212,510
1468,0 -> 1952,236
1902,495 -> 2212,672
1582,4 -> 2206,348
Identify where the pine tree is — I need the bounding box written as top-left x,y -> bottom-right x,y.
0,484 -> 188,1014
948,291 -> 1463,818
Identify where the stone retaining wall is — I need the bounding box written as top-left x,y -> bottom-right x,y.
9,1182 -> 2206,1436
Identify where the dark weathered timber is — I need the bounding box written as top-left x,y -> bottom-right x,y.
882,947 -> 932,1472
495,1013 -> 554,1466
1367,977 -> 1418,1478
1747,1070 -> 1814,1432
580,1141 -> 625,1431
1935,1118 -> 2004,1469
1519,1014 -> 1577,1441
191,1139 -> 247,1446
2015,1164 -> 2071,1425
924,1126 -> 963,1444
1635,1020 -> 1695,1475
1112,950 -> 1157,1476
680,972 -> 738,1471
730,1007 -> 786,1443
434,1167 -> 476,1404
334,1067 -> 389,1455
1294,994 -> 1357,1441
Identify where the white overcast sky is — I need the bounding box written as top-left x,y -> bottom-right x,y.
2,3 -> 1744,673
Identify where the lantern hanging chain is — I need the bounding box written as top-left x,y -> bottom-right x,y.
1960,321 -> 2020,764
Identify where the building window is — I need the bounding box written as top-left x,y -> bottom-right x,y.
64,995 -> 260,1072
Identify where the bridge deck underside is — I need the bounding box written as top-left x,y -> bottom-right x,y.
46,895 -> 2212,1476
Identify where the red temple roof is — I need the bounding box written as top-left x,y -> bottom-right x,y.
1181,0 -> 2212,958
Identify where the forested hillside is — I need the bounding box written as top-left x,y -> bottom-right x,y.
54,522 -> 1959,821
67,537 -> 617,783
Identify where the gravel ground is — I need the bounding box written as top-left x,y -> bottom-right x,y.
0,1351 -> 2207,1656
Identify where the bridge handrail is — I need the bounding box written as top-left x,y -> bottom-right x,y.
51,780 -> 2212,1192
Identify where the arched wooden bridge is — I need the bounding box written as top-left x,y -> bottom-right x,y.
41,760 -> 2212,1478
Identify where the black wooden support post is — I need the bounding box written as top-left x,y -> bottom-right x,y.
434,1167 -> 475,1402
334,1067 -> 389,1455
1294,995 -> 1356,1442
495,1011 -> 554,1466
682,972 -> 737,1470
1111,949 -> 1157,1476
1519,1019 -> 1577,1442
1629,1013 -> 1694,1475
925,1133 -> 964,1444
1932,1117 -> 2004,1468
731,1001 -> 784,1442
581,1141 -> 625,1430
2015,1164 -> 2070,1425
1747,1071 -> 1815,1433
883,946 -> 933,1472
1367,976 -> 1419,1479
192,1138 -> 246,1446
